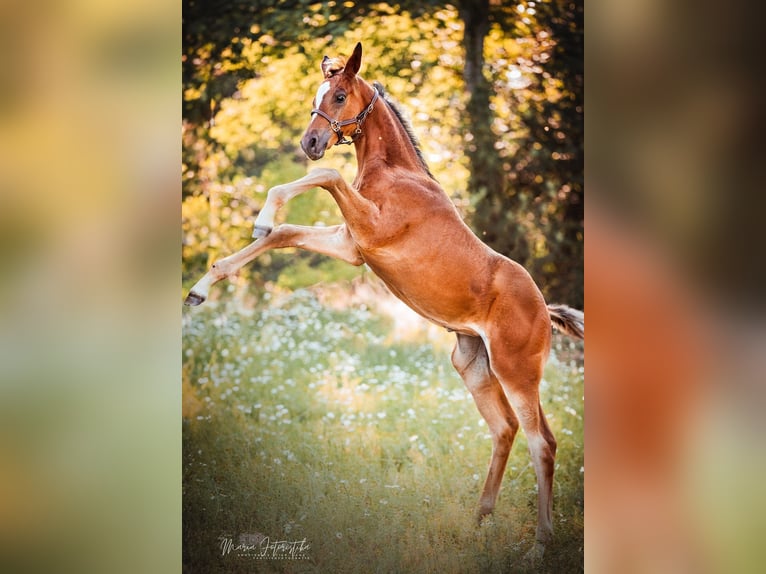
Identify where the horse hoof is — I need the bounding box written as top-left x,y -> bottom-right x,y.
184,291 -> 206,306
476,509 -> 493,527
523,541 -> 546,565
252,225 -> 273,239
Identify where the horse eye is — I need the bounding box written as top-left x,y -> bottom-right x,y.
335,93 -> 346,103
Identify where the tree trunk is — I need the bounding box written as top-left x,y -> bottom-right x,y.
459,0 -> 506,244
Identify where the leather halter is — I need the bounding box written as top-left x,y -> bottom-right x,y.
310,87 -> 379,146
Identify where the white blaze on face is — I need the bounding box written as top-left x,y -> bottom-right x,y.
312,81 -> 331,116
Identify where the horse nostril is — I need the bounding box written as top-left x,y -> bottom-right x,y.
300,131 -> 324,159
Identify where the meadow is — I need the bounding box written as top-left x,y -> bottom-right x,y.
182,287 -> 583,573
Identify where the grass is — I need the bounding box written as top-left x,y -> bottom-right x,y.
182,289 -> 583,573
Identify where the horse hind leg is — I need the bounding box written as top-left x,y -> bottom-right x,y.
451,334 -> 519,523
485,341 -> 557,558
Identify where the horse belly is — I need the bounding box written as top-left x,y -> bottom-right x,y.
363,256 -> 490,334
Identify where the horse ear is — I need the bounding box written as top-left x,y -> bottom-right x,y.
344,42 -> 363,77
320,55 -> 331,77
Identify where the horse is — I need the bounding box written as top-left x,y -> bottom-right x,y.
185,42 -> 584,560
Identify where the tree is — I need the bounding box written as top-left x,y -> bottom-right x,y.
467,0 -> 583,307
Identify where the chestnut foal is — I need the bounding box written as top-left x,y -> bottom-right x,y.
185,43 -> 583,559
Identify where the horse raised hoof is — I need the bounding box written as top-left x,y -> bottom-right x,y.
252,225 -> 273,239
184,291 -> 206,306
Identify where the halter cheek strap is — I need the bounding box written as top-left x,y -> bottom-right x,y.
310,88 -> 379,146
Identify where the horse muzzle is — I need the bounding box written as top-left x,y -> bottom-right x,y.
300,128 -> 332,161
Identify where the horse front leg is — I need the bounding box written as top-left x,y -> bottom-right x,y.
184,224 -> 363,306
252,168 -> 356,238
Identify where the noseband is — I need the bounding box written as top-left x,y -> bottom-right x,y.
310,87 -> 379,146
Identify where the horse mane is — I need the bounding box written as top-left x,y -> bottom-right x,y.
372,81 -> 435,180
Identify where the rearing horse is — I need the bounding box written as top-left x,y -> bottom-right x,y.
185,43 -> 583,558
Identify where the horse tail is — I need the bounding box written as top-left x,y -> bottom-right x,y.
548,304 -> 584,339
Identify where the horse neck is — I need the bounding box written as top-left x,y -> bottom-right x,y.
353,87 -> 425,179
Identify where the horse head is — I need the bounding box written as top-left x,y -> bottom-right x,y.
301,42 -> 378,160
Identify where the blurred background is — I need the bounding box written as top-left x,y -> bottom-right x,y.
1,0 -> 763,571
588,0 -> 766,571
0,0 -> 180,572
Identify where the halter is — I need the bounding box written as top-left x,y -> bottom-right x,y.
310,87 -> 379,145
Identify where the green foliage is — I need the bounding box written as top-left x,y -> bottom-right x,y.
470,0 -> 584,308
182,291 -> 584,572
275,255 -> 363,290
